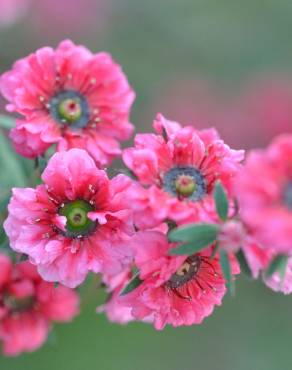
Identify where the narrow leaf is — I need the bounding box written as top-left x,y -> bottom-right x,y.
169,224 -> 219,256
265,254 -> 289,278
279,257 -> 288,288
120,273 -> 143,296
236,250 -> 252,279
214,181 -> 229,221
168,223 -> 219,244
220,249 -> 234,294
170,241 -> 210,256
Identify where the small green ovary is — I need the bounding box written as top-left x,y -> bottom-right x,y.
58,97 -> 82,123
175,175 -> 197,197
50,90 -> 90,129
59,200 -> 96,238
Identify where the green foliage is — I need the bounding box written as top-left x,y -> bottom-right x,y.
265,255 -> 289,278
120,273 -> 143,296
168,223 -> 219,255
214,181 -> 229,221
220,249 -> 234,294
236,250 -> 253,279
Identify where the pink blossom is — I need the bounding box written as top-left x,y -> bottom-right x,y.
123,113 -> 244,229
0,39 -> 135,167
97,270 -> 135,324
4,149 -> 135,288
234,134 -> 292,254
0,254 -> 79,356
120,231 -> 239,329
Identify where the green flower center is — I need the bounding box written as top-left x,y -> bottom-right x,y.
59,200 -> 96,238
175,175 -> 197,197
163,166 -> 206,201
49,90 -> 90,129
58,98 -> 82,123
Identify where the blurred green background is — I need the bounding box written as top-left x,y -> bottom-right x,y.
1,0 -> 292,369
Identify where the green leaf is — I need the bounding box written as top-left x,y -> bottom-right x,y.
168,223 -> 219,243
169,223 -> 219,256
236,250 -> 252,279
279,258 -> 288,286
170,241 -> 210,256
0,115 -> 15,130
220,249 -> 234,294
265,254 -> 289,278
214,181 -> 229,221
120,273 -> 143,296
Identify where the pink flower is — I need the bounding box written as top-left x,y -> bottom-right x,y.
0,39 -> 135,166
123,114 -> 244,229
4,148 -> 135,288
97,270 -> 135,324
234,134 -> 292,254
120,231 -> 239,330
0,254 -> 79,356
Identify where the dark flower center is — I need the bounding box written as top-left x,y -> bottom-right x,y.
165,255 -> 202,289
163,166 -> 206,200
283,182 -> 292,210
50,90 -> 90,129
59,199 -> 96,238
4,294 -> 34,312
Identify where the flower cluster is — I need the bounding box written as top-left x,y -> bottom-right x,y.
0,39 -> 291,356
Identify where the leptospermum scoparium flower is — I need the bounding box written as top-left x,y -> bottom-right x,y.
4,149 -> 135,288
118,231 -> 239,329
0,39 -> 135,166
123,114 -> 244,229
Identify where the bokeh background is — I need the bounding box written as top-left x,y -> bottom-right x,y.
1,1 -> 292,369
